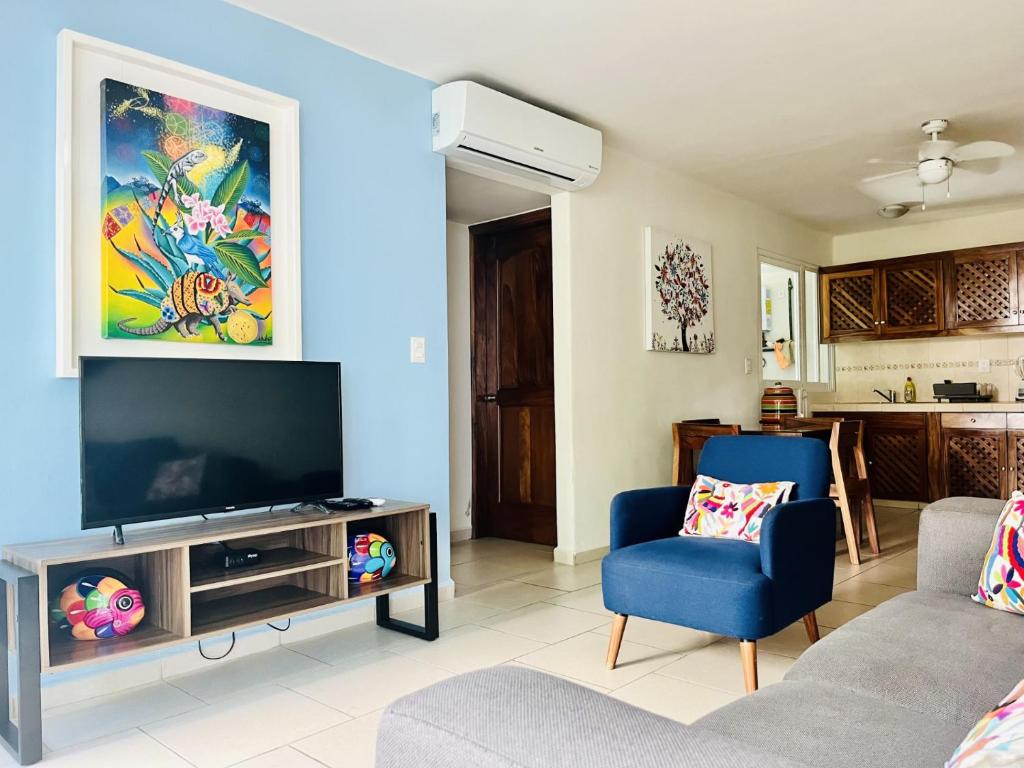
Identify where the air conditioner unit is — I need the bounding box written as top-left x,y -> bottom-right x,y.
432,81 -> 602,191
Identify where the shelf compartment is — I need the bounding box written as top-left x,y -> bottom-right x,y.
44,548 -> 188,670
189,546 -> 344,592
346,508 -> 429,586
190,583 -> 337,637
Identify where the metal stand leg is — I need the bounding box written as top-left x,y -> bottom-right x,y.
376,513 -> 439,641
0,561 -> 41,765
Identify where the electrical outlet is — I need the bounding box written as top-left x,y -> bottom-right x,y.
410,336 -> 426,364
979,358 -> 991,373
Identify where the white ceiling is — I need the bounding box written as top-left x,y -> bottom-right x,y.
445,169 -> 549,226
231,0 -> 1024,232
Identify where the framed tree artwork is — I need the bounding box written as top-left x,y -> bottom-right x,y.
55,30 -> 301,377
644,227 -> 715,353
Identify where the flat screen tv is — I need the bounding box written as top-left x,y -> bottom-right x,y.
80,357 -> 343,532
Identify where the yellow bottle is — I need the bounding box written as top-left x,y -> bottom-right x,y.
904,376 -> 916,403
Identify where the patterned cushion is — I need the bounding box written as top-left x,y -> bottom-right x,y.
973,492 -> 1024,615
947,678 -> 1024,767
680,474 -> 794,542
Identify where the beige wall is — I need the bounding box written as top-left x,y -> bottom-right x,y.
823,207 -> 1024,405
446,221 -> 473,538
550,146 -> 831,562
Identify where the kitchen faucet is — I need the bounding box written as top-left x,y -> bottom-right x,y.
873,388 -> 896,403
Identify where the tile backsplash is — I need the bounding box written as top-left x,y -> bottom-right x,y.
818,335 -> 1024,404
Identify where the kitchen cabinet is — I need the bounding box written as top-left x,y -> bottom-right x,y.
821,268 -> 878,340
819,412 -> 929,502
945,246 -> 1024,330
819,240 -> 1024,342
879,258 -> 944,335
939,414 -> 1008,499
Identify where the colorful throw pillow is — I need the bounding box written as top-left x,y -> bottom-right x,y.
946,678 -> 1024,767
680,474 -> 794,542
973,492 -> 1024,615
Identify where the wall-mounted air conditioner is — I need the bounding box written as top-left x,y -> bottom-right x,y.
432,81 -> 602,191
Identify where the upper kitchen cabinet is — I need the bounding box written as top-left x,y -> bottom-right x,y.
821,268 -> 879,340
879,258 -> 944,335
819,240 -> 1024,342
945,246 -> 1022,330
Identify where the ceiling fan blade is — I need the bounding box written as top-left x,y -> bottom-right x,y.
866,158 -> 917,166
861,168 -> 916,184
951,140 -> 1015,163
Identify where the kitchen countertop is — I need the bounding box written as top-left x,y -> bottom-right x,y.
812,401 -> 1024,413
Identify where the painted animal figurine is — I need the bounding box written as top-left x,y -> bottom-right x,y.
169,222 -> 227,279
118,272 -> 250,340
150,148 -> 207,227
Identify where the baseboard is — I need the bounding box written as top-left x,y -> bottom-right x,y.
553,545 -> 608,565
450,528 -> 472,543
40,579 -> 456,710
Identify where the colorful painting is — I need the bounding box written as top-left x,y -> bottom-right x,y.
644,227 -> 715,353
100,79 -> 272,345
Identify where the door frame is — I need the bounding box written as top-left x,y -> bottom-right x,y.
469,207 -> 554,540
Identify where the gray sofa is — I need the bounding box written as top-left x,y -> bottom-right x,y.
377,498 -> 1020,768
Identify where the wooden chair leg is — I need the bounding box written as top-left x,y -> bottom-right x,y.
739,640 -> 758,694
802,612 -> 820,644
606,614 -> 628,670
862,495 -> 881,556
836,496 -> 861,566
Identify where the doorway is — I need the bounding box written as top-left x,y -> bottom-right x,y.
471,209 -> 556,545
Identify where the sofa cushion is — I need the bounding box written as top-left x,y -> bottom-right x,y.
376,665 -> 804,768
973,492 -> 1024,615
681,474 -> 794,542
602,535 -> 774,638
694,680 -> 963,768
786,591 -> 1024,727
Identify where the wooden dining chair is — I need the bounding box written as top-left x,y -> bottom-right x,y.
672,422 -> 741,485
829,420 -> 880,565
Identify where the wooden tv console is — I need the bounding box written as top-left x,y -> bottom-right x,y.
0,501 -> 438,765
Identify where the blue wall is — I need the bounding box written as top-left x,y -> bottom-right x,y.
0,2 -> 451,584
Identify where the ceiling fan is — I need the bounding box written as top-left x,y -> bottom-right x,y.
860,119 -> 1015,218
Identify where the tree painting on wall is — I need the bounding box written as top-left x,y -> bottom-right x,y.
644,227 -> 715,353
100,79 -> 272,346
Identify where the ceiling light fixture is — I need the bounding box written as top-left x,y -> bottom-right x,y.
877,204 -> 909,219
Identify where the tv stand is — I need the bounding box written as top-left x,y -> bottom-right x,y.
1,501 -> 438,765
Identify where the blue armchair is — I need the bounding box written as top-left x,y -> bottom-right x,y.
601,435 -> 835,693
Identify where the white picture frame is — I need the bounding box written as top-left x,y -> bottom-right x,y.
55,30 -> 302,377
643,226 -> 715,353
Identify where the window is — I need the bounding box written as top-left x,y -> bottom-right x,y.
758,252 -> 832,393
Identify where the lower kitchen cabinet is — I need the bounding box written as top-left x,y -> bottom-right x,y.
816,411 -> 1024,503
817,412 -> 929,503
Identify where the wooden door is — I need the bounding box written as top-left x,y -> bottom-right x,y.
862,414 -> 929,502
879,259 -> 943,336
946,248 -> 1020,329
820,269 -> 878,341
471,209 -> 556,546
941,428 -> 1007,499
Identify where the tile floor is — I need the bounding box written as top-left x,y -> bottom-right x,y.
21,506 -> 920,767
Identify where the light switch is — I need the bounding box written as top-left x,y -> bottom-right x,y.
410,336 -> 426,364
744,357 -> 753,375
979,358 -> 991,373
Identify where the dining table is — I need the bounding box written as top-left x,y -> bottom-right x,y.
738,424 -> 833,440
